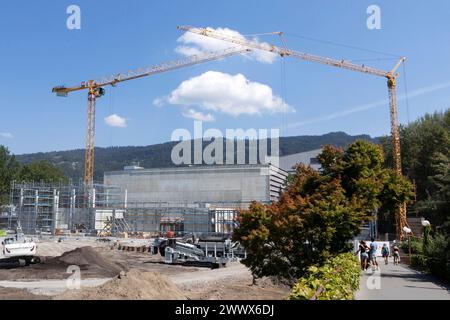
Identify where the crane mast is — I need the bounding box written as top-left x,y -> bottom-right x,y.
177,26 -> 409,240
52,47 -> 250,188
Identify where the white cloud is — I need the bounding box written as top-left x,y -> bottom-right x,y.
152,97 -> 166,108
159,71 -> 292,118
176,27 -> 277,64
182,109 -> 215,122
104,114 -> 127,128
0,132 -> 13,139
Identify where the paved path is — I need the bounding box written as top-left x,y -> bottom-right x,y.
0,278 -> 110,296
356,258 -> 450,300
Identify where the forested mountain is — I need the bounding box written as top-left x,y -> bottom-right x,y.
15,131 -> 378,181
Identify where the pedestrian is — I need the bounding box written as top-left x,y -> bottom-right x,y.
369,238 -> 379,271
355,240 -> 369,271
393,244 -> 400,265
381,243 -> 390,265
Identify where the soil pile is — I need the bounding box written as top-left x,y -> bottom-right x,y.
46,246 -> 127,277
57,269 -> 186,300
0,246 -> 127,280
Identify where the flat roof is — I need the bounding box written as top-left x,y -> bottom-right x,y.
104,163 -> 288,176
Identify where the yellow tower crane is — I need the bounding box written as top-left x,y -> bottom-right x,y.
176,26 -> 409,240
52,47 -> 250,188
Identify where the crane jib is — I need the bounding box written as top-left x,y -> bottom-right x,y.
52,47 -> 249,96
177,25 -> 409,240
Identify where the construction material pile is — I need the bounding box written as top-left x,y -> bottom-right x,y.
57,269 -> 186,300
46,246 -> 126,278
0,246 -> 127,281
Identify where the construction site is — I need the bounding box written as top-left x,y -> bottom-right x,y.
0,162 -> 292,299
0,17 -> 421,301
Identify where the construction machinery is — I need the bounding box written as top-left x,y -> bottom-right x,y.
0,222 -> 40,267
52,47 -> 250,187
176,26 -> 409,240
153,237 -> 229,268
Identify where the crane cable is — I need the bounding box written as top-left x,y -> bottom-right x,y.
283,32 -> 402,58
402,62 -> 411,124
108,86 -> 115,147
279,33 -> 288,138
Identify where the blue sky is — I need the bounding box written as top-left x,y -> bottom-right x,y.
1,0 -> 449,154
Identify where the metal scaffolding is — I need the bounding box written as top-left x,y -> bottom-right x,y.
6,181 -> 250,237
8,181 -> 124,235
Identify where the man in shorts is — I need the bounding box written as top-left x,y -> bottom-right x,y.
369,238 -> 379,271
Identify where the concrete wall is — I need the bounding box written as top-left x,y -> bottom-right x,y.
279,149 -> 322,172
104,165 -> 285,207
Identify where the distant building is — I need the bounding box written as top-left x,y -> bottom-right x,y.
279,149 -> 322,172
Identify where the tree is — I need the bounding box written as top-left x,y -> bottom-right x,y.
0,146 -> 20,205
17,160 -> 67,183
233,140 -> 413,282
382,109 -> 450,225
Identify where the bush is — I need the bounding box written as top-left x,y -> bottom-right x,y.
408,233 -> 450,282
289,253 -> 360,300
411,254 -> 428,272
426,233 -> 450,281
400,238 -> 423,254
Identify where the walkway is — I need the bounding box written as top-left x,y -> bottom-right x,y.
356,258 -> 450,300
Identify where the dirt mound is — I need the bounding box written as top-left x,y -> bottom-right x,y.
56,269 -> 186,300
0,246 -> 127,281
45,246 -> 127,278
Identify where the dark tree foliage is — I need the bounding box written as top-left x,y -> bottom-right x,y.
1,147 -> 67,205
233,141 -> 413,282
0,146 -> 20,205
381,109 -> 450,225
17,160 -> 67,184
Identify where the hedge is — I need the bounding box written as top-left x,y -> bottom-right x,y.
411,254 -> 450,282
289,253 -> 360,300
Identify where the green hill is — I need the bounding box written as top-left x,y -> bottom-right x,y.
15,132 -> 378,181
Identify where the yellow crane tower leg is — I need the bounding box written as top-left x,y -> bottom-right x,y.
84,90 -> 96,188
387,76 -> 409,241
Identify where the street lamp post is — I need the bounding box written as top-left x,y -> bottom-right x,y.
403,226 -> 412,257
421,219 -> 431,255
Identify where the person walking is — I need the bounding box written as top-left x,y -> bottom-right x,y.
355,240 -> 369,271
381,243 -> 390,265
393,244 -> 401,265
369,238 -> 379,271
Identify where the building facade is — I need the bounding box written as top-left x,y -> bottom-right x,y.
104,164 -> 288,207
104,164 -> 288,236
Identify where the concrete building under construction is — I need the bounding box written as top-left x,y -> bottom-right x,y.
5,164 -> 288,236
104,164 -> 288,235
104,164 -> 287,206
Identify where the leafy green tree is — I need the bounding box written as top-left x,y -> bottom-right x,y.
234,141 -> 413,282
414,152 -> 450,225
0,146 -> 20,205
17,160 -> 67,183
382,109 -> 450,225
